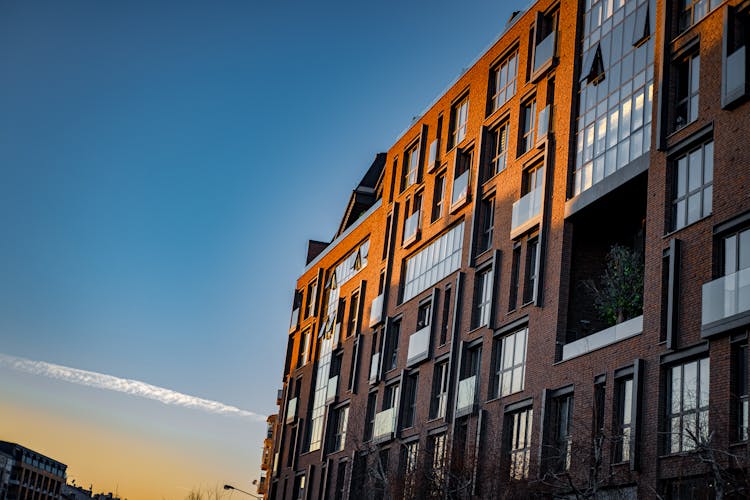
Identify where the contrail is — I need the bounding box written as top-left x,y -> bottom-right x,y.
0,352 -> 265,421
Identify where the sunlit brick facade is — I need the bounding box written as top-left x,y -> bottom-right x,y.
265,0 -> 750,498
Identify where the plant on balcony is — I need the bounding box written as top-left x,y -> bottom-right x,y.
586,244 -> 644,326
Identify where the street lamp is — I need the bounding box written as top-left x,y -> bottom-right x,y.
223,484 -> 261,499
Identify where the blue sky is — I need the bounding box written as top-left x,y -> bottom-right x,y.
0,0 -> 524,497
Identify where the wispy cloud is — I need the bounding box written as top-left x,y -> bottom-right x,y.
0,352 -> 265,421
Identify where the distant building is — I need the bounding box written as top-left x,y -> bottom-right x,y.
0,441 -> 67,500
257,414 -> 278,498
61,483 -> 93,500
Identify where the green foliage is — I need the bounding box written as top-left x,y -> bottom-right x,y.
591,244 -> 644,326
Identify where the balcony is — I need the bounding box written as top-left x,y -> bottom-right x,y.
289,307 -> 300,333
510,185 -> 543,238
369,352 -> 380,384
406,326 -> 431,366
456,375 -> 477,416
562,315 -> 643,361
451,170 -> 469,210
724,46 -> 747,107
285,397 -> 298,424
327,375 -> 339,402
369,294 -> 384,327
532,31 -> 555,77
536,104 -> 550,147
373,407 -> 396,441
403,210 -> 421,247
702,268 -> 750,337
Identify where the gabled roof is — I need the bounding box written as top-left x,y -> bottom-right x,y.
334,153 -> 386,238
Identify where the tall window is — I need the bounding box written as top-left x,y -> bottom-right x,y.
403,142 -> 421,190
519,99 -> 536,154
476,196 -> 495,255
472,266 -> 494,329
417,300 -> 432,330
347,291 -> 360,338
615,377 -> 633,462
305,279 -> 318,319
493,327 -> 528,398
678,0 -> 722,32
672,140 -> 713,230
449,96 -> 470,148
486,122 -> 509,179
403,222 -> 464,302
430,361 -> 449,419
490,52 -> 518,113
440,285 -> 452,346
509,243 -> 522,311
400,441 -> 419,499
506,407 -> 533,479
298,330 -> 310,366
331,406 -> 349,452
668,357 -> 710,453
551,394 -> 574,472
364,392 -> 377,441
523,236 -> 540,304
292,474 -> 306,500
384,320 -> 401,372
429,433 -> 447,488
733,342 -> 748,442
384,383 -> 400,412
432,172 -> 446,222
723,227 -> 750,278
673,53 -> 700,131
401,373 -> 418,429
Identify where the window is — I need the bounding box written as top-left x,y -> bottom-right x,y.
402,222 -> 464,302
678,0 -> 721,32
401,372 -> 418,429
472,266 -> 494,329
384,383 -> 400,412
522,235 -> 540,304
334,461 -> 348,500
672,140 -> 713,230
722,4 -> 750,107
506,407 -> 533,479
402,142 -> 421,190
451,148 -> 472,208
400,441 -> 419,499
430,361 -> 449,419
440,285 -> 452,346
509,243 -> 522,311
551,394 -> 574,472
298,330 -> 310,366
594,379 -> 606,437
305,279 -> 318,319
490,52 -> 518,113
432,172 -> 446,222
331,406 -> 349,452
476,196 -> 494,254
292,474 -> 306,500
449,96 -> 469,149
485,123 -> 509,179
723,227 -> 750,277
429,433 -> 447,487
668,357 -> 710,453
417,300 -> 432,330
347,292 -> 360,338
519,99 -> 536,154
615,377 -> 633,462
492,327 -> 528,398
364,392 -> 377,441
733,342 -> 748,442
384,320 -> 401,372
403,193 -> 422,245
673,53 -> 700,131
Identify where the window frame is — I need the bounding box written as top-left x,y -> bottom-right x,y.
666,357 -> 710,454
489,50 -> 519,114
670,139 -> 713,231
492,327 -> 528,399
449,95 -> 470,149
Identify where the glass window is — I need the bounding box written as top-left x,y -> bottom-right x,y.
615,377 -> 633,462
298,330 -> 310,366
520,99 -> 537,154
403,222 -> 464,302
668,357 -> 710,453
673,53 -> 700,131
430,362 -> 449,419
417,300 -> 432,329
347,292 -> 360,338
679,0 -> 722,33
506,407 -> 533,479
401,373 -> 418,429
490,52 -> 518,113
493,327 -> 528,398
403,142 -> 421,190
332,406 -> 349,452
672,140 -> 713,230
734,343 -> 748,442
449,97 -> 470,148
551,394 -> 574,472
364,392 -> 377,441
431,172 -> 446,222
523,236 -> 540,304
486,122 -> 509,179
472,266 -> 493,328
400,441 -> 419,498
305,279 -> 318,319
476,196 -> 495,255
384,320 -> 401,372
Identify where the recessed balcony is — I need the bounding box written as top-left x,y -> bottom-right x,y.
510,185 -> 542,238
562,315 -> 643,361
403,210 -> 421,247
285,397 -> 297,424
369,294 -> 384,327
406,325 -> 431,366
456,375 -> 477,417
373,407 -> 396,442
702,268 -> 750,337
451,170 -> 469,210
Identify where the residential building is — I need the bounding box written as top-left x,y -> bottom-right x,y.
0,441 -> 67,500
266,0 -> 750,498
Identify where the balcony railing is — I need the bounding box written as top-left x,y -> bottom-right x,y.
511,185 -> 542,237
407,326 -> 431,366
533,31 -> 555,75
289,307 -> 300,332
456,375 -> 477,415
285,397 -> 298,424
369,352 -> 381,384
403,210 -> 421,246
369,294 -> 384,327
373,407 -> 396,441
725,46 -> 747,106
702,268 -> 750,336
327,375 -> 339,402
451,170 -> 469,209
562,315 -> 643,360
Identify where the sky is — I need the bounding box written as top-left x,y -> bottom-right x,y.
0,1 -> 524,498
